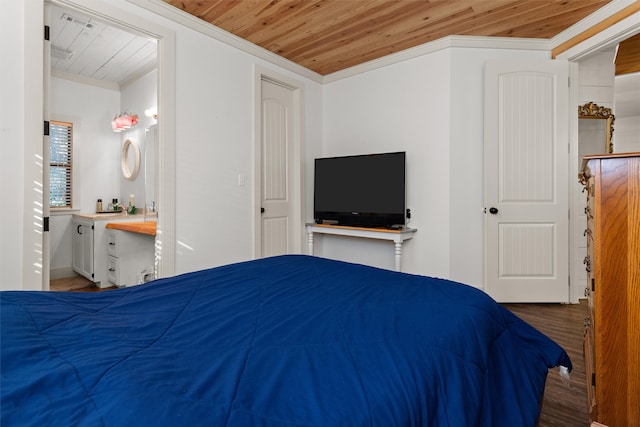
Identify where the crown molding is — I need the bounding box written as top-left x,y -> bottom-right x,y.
120,61 -> 158,89
322,36 -> 550,83
553,8 -> 640,61
551,0 -> 639,49
52,69 -> 120,91
51,60 -> 157,90
569,16 -> 639,62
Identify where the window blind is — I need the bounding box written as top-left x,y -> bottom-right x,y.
50,120 -> 73,208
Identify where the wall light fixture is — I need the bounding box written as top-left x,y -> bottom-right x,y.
145,107 -> 158,120
111,112 -> 138,132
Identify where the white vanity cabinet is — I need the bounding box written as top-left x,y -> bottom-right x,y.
106,229 -> 154,286
72,214 -> 146,287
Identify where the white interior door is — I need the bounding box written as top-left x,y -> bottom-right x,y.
484,60 -> 569,303
258,78 -> 298,258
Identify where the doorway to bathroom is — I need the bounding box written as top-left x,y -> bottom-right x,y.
44,0 -> 175,290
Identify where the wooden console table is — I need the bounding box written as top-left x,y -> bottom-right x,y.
305,223 -> 417,272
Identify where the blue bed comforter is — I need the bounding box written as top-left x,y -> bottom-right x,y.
1,255 -> 570,426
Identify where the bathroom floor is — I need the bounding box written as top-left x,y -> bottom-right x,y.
50,276 -> 117,292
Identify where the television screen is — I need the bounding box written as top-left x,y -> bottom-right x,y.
314,152 -> 406,228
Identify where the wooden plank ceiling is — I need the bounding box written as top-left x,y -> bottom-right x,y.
163,0 -> 612,75
615,32 -> 640,75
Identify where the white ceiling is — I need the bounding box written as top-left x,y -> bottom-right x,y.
48,4 -> 156,86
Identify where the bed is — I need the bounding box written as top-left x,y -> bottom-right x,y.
1,255 -> 570,426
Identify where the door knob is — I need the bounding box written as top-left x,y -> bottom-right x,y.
260,207 -> 265,214
489,207 -> 499,214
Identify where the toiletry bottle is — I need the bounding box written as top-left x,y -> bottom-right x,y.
97,199 -> 103,212
113,198 -> 119,211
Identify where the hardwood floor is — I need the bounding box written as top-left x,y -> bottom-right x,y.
50,276 -> 117,292
503,301 -> 590,427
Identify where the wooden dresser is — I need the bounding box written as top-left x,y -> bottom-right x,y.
580,153 -> 640,427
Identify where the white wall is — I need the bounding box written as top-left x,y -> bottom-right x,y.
119,69 -> 158,211
48,70 -> 159,279
105,2 -> 323,275
48,77 -> 121,277
322,50 -> 452,275
615,116 -> 640,153
51,77 -> 122,212
4,0 -> 635,291
2,0 -> 45,290
2,0 -> 323,290
322,46 -> 547,285
0,0 -> 27,289
167,25 -> 323,274
571,52 -> 616,301
578,51 -> 616,109
614,72 -> 640,153
95,0 -> 323,276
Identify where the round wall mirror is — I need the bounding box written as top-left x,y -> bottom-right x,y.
121,138 -> 141,180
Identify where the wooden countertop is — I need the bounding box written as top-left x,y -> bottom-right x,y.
106,221 -> 157,236
73,212 -> 145,221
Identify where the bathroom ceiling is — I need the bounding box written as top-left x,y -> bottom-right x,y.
162,0 -> 613,75
48,4 -> 156,85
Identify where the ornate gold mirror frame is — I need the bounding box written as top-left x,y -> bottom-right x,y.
578,102 -> 615,154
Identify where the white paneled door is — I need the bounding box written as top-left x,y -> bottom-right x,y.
259,78 -> 298,258
484,60 -> 570,302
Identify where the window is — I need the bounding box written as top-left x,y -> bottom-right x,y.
49,120 -> 73,208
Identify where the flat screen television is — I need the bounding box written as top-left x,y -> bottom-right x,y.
314,151 -> 406,228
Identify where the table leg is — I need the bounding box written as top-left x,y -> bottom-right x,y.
307,231 -> 314,255
394,241 -> 402,272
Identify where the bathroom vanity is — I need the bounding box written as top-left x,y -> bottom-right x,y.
105,221 -> 156,286
72,213 -> 149,288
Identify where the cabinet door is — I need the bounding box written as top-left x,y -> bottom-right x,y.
107,255 -> 119,286
72,219 -> 94,280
